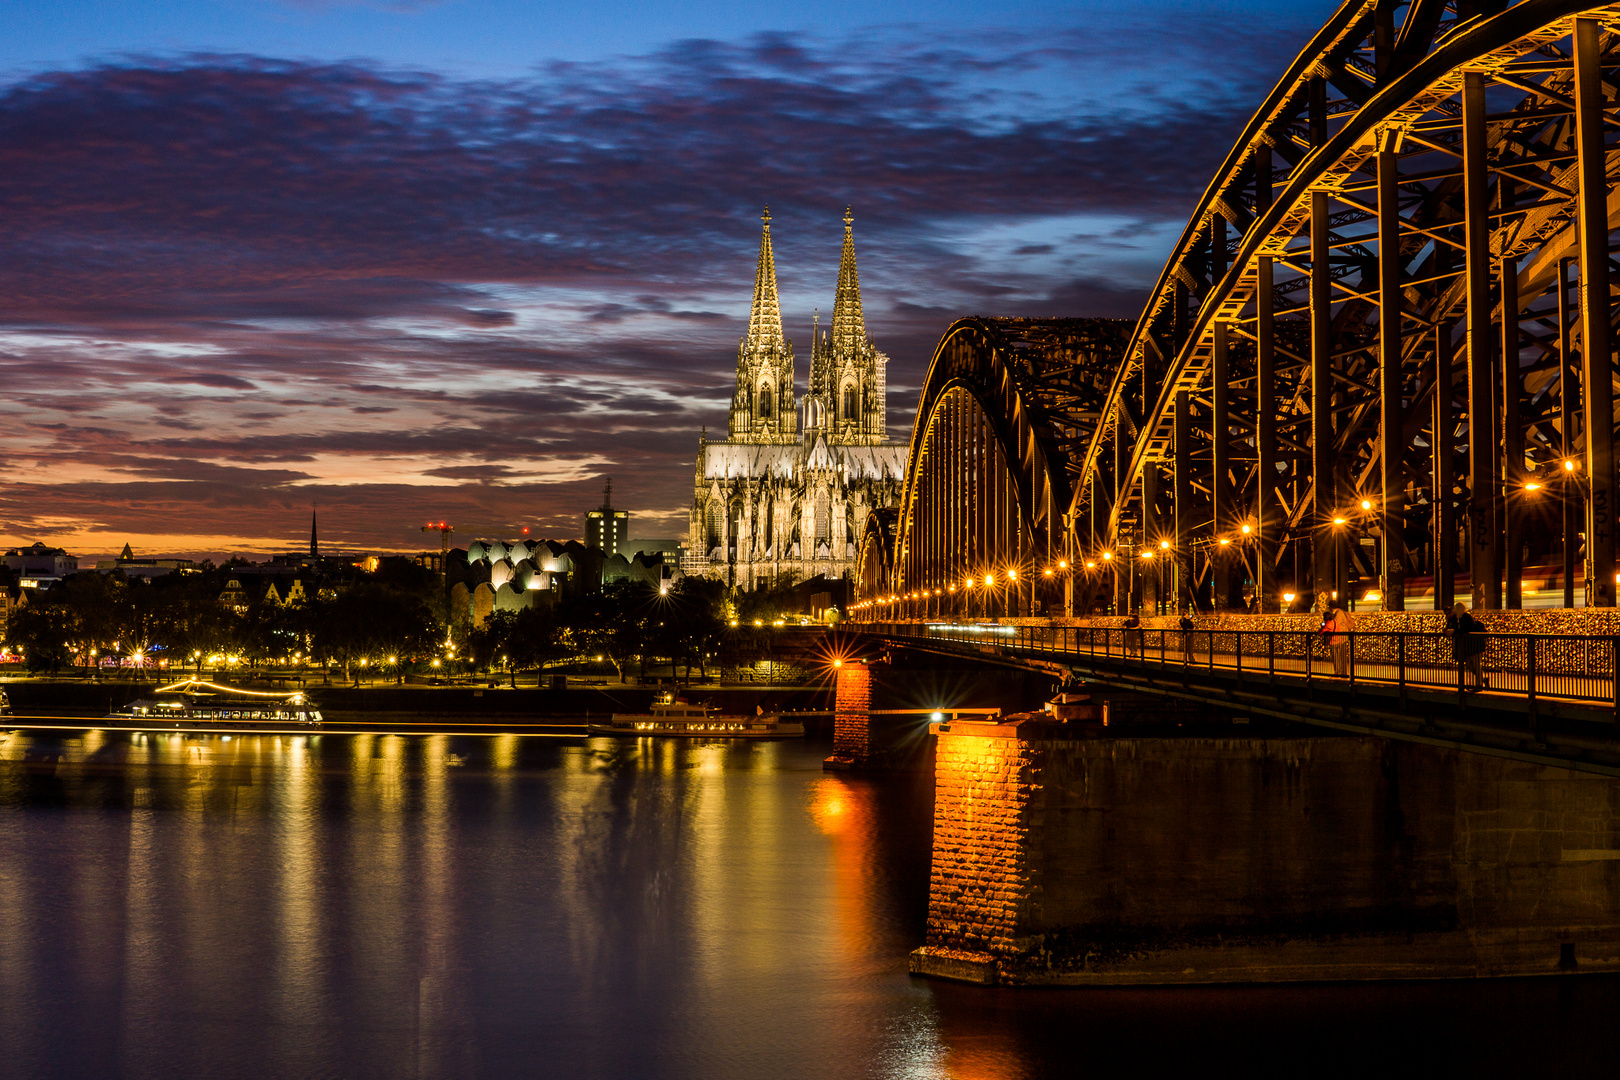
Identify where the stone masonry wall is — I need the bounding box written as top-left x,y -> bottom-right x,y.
919,726 -> 1620,982
830,662 -> 872,763
926,728 -> 1042,956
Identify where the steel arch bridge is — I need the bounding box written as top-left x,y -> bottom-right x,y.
856,0 -> 1620,620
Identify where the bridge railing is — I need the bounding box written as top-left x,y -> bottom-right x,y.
861,622 -> 1620,719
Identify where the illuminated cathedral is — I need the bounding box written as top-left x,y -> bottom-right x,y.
687,208 -> 908,589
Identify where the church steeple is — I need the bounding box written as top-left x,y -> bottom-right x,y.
810,206 -> 888,443
309,505 -> 319,559
829,207 -> 865,355
746,207 -> 784,353
729,206 -> 796,443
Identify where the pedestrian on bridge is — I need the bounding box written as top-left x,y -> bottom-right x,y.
1179,610 -> 1196,664
1323,602 -> 1352,677
1447,602 -> 1489,691
1122,613 -> 1142,657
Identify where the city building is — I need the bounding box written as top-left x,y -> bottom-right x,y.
585,480 -> 630,558
687,208 -> 907,589
3,542 -> 79,580
95,543 -> 196,579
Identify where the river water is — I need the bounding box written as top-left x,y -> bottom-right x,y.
1,729 -> 1616,1079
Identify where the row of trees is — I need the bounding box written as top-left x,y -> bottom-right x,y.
4,561 -> 438,676
3,562 -> 827,681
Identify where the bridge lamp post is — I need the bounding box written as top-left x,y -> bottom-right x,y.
1331,517 -> 1347,610
984,572 -> 996,620
1007,568 -> 1019,618
1158,539 -> 1172,615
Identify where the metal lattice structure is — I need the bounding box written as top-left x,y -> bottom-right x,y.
859,317 -> 1129,616
857,1 -> 1620,619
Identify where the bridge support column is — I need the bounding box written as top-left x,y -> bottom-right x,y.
1377,138 -> 1406,611
1463,71 -> 1500,610
824,660 -> 875,771
1310,191 -> 1339,606
1433,317 -> 1456,612
1212,322 -> 1240,609
1575,18 -> 1615,606
1256,256 -> 1279,612
1502,244 -> 1522,610
1173,389 -> 1193,612
912,723 -> 1620,986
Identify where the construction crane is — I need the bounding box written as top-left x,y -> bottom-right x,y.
421,520 -> 453,575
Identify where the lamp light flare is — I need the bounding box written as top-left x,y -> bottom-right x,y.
1360,499 -> 1373,511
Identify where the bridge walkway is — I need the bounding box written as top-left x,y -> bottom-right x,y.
856,621 -> 1620,777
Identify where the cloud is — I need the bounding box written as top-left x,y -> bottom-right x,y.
0,15 -> 1322,558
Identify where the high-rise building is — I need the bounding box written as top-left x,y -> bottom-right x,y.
585,479 -> 630,558
688,208 -> 907,589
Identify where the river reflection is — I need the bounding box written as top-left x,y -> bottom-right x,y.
0,729 -> 1616,1079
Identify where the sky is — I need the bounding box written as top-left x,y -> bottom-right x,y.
0,0 -> 1340,562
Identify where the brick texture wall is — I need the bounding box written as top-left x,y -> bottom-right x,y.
832,663 -> 872,760
926,728 -> 1043,957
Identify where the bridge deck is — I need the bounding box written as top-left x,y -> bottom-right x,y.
858,621 -> 1620,776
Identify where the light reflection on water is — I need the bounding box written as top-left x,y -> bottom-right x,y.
0,729 -> 1617,1079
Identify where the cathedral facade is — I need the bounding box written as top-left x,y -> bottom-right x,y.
687,209 -> 908,590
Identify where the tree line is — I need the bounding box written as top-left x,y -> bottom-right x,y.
4,561 -> 817,682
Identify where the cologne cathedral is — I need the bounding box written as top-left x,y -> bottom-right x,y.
687,208 -> 908,589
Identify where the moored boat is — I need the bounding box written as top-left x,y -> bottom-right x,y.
591,698 -> 803,738
108,677 -> 322,727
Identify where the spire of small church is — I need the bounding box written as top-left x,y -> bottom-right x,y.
119,542 -> 133,561
746,206 -> 784,352
830,206 -> 866,354
309,505 -> 319,559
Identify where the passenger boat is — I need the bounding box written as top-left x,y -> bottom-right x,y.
590,697 -> 804,738
107,678 -> 322,728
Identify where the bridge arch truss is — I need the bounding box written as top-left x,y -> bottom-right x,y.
860,1 -> 1620,619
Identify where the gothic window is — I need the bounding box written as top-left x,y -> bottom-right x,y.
842,385 -> 857,421
760,383 -> 773,418
744,385 -> 753,416
815,490 -> 831,540
706,503 -> 722,550
778,386 -> 788,419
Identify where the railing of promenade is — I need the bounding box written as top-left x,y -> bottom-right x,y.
860,621 -> 1620,719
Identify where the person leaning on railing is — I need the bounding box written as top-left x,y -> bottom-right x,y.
1323,602 -> 1352,676
1179,610 -> 1195,663
1446,602 -> 1489,691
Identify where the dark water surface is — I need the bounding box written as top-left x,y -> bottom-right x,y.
1,729 -> 1616,1079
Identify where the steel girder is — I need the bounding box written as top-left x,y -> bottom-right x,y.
1073,0 -> 1620,612
858,317 -> 1129,618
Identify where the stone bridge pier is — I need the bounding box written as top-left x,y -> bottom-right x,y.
911,716 -> 1620,985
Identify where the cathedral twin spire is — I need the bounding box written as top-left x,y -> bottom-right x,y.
732,205 -> 882,443
829,207 -> 866,357
746,207 -> 785,353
